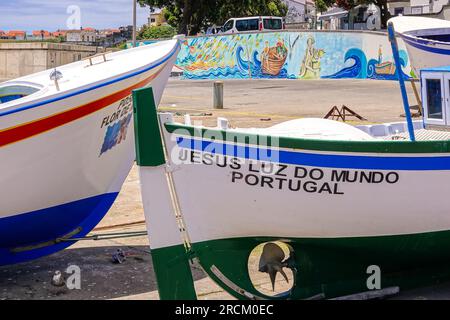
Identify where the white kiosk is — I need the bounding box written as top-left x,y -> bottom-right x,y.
421,66 -> 450,128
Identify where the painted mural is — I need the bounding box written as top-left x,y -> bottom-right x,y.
175,31 -> 414,80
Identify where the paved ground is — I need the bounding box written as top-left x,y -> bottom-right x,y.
159,78 -> 420,127
2,78 -> 445,301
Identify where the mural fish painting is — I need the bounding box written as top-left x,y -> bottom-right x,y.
175,31 -> 412,81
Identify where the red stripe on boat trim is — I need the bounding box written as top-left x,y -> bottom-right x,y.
0,66 -> 165,148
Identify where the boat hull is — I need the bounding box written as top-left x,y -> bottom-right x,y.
401,35 -> 450,74
192,233 -> 450,299
145,122 -> 450,298
170,134 -> 450,242
390,16 -> 450,73
0,43 -> 178,266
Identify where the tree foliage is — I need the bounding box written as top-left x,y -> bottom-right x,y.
138,0 -> 288,35
138,25 -> 176,39
314,0 -> 332,13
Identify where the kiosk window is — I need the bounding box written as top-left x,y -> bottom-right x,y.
426,79 -> 443,119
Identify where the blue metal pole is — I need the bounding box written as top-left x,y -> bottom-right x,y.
132,0 -> 137,47
388,21 -> 416,141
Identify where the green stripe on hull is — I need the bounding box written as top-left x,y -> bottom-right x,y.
133,87 -> 166,167
133,88 -> 197,300
190,230 -> 450,299
165,123 -> 450,154
151,244 -> 197,300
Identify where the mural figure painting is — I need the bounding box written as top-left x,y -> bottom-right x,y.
299,37 -> 325,79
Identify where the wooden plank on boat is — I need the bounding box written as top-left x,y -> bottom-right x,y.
330,287 -> 400,300
409,78 -> 423,116
386,129 -> 450,141
84,52 -> 109,66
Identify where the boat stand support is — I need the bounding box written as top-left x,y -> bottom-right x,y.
324,105 -> 367,122
409,78 -> 423,116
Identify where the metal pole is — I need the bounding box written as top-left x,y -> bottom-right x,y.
132,0 -> 137,47
387,22 -> 415,142
213,81 -> 224,109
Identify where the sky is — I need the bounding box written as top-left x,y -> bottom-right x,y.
0,0 -> 151,32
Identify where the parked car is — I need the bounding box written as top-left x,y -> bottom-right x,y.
220,16 -> 285,34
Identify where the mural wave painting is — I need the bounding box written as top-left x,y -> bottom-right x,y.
322,48 -> 367,79
174,31 -> 412,81
323,48 -> 410,80
366,49 -> 410,80
182,66 -> 244,79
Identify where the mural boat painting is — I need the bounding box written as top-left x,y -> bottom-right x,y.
0,39 -> 180,266
134,63 -> 450,299
374,61 -> 395,75
390,16 -> 450,73
261,42 -> 288,76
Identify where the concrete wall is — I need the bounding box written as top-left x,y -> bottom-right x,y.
176,30 -> 413,80
0,42 -> 103,80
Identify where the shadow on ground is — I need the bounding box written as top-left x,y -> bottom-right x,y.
0,245 -> 207,300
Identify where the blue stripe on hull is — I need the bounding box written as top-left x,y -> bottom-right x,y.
0,193 -> 118,266
177,138 -> 450,170
402,36 -> 450,55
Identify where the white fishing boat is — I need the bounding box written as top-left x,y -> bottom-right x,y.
389,16 -> 450,73
135,65 -> 450,299
0,39 -> 180,266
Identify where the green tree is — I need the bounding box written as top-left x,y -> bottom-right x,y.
138,25 -> 176,39
217,0 -> 287,22
314,0 -> 332,13
138,0 -> 288,36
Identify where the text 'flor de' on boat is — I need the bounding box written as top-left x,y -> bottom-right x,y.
0,38 -> 180,266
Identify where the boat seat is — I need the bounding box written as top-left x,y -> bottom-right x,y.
0,83 -> 41,104
0,94 -> 26,104
368,125 -> 390,137
238,118 -> 378,141
387,123 -> 407,135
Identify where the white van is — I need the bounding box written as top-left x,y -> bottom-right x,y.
221,16 -> 285,34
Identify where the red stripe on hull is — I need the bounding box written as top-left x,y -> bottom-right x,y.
0,67 -> 164,148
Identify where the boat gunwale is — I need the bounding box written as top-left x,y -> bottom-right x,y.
165,122 -> 450,154
399,32 -> 450,48
0,40 -> 180,118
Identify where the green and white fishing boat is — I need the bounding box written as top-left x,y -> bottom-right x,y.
132,29 -> 450,300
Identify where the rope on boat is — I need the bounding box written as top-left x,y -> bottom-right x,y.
93,220 -> 146,232
57,230 -> 148,242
